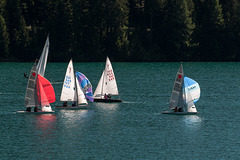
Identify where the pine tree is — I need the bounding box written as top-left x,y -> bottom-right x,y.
5,0 -> 30,60
162,0 -> 195,61
221,0 -> 240,60
195,0 -> 225,61
99,0 -> 129,61
49,0 -> 74,61
0,0 -> 9,58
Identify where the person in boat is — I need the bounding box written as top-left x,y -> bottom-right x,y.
34,59 -> 38,64
178,107 -> 183,112
104,93 -> 108,99
174,107 -> 177,112
108,94 -> 111,99
34,106 -> 39,112
24,73 -> 28,79
72,102 -> 76,106
63,101 -> 68,107
26,107 -> 31,112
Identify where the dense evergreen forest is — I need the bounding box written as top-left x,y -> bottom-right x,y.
0,0 -> 240,62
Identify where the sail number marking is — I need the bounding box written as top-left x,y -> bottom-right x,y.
107,69 -> 115,81
64,76 -> 71,88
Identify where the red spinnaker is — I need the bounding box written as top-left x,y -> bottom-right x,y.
37,75 -> 56,103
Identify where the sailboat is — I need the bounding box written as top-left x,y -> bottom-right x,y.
55,59 -> 93,109
18,36 -> 56,113
93,57 -> 122,102
162,63 -> 200,115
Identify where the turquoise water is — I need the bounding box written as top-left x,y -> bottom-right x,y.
0,62 -> 240,159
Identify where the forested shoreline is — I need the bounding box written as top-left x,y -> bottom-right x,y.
0,0 -> 240,62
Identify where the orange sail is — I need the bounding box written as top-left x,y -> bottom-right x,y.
37,74 -> 56,105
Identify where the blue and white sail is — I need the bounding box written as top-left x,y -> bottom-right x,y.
75,72 -> 94,102
184,76 -> 200,112
184,77 -> 200,104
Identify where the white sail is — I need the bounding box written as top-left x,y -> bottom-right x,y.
184,77 -> 200,104
187,98 -> 197,112
184,86 -> 197,112
60,59 -> 77,102
169,64 -> 184,109
184,77 -> 199,113
25,63 -> 39,107
76,77 -> 88,105
94,57 -> 119,99
37,36 -> 49,76
93,71 -> 104,98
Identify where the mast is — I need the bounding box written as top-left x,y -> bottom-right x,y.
74,73 -> 78,104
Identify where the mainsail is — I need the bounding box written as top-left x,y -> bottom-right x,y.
93,57 -> 119,98
25,63 -> 39,107
37,36 -> 49,76
60,59 -> 77,102
75,71 -> 94,102
169,64 -> 184,109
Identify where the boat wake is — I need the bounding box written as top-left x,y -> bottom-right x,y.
51,82 -> 63,85
0,92 -> 20,95
122,101 -> 144,104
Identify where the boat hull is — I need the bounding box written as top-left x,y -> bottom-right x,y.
55,105 -> 88,109
17,111 -> 55,114
162,111 -> 198,115
94,98 -> 122,102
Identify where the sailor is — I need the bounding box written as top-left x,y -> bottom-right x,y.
104,93 -> 108,99
26,107 -> 31,112
63,101 -> 68,106
178,107 -> 183,112
34,106 -> 38,112
34,59 -> 38,64
24,73 -> 28,79
174,107 -> 177,112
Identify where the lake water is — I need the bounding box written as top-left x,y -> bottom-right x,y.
0,62 -> 240,159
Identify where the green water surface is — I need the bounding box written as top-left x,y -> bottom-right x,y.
0,62 -> 239,159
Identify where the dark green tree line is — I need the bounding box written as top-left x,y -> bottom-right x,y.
0,0 -> 240,62
0,0 -> 9,58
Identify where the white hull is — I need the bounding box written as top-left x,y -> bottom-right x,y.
162,111 -> 198,115
17,110 -> 55,114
